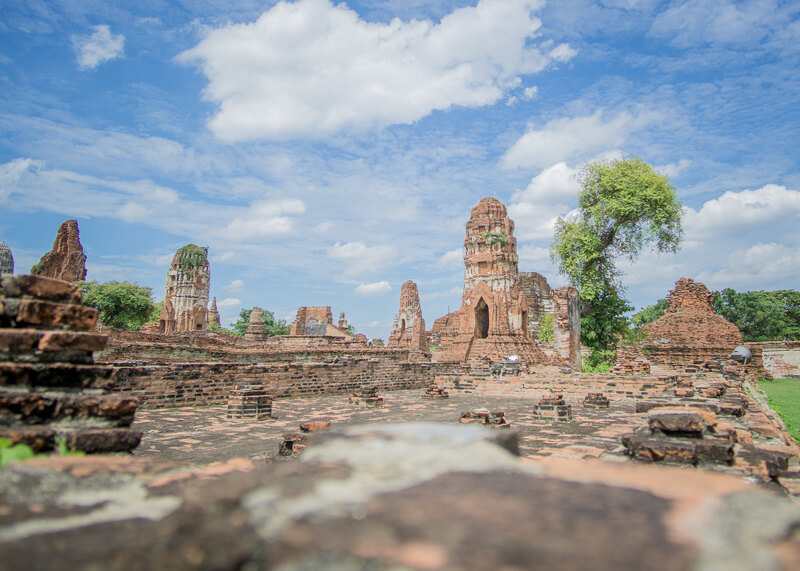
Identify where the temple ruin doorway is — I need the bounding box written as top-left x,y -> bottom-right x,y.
521,310 -> 528,337
475,298 -> 489,339
400,318 -> 406,338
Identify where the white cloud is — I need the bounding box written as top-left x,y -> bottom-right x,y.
225,279 -> 244,292
420,285 -> 463,301
684,184 -> 800,239
73,25 -> 124,70
501,108 -> 662,169
655,158 -> 692,178
218,297 -> 241,307
219,199 -> 306,241
214,251 -> 235,262
511,162 -> 580,203
523,86 -> 538,100
354,281 -> 392,296
439,248 -> 463,267
179,0 -> 575,141
650,1 -> 776,49
327,240 -> 395,276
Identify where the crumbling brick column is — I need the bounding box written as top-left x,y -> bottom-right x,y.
0,274 -> 141,453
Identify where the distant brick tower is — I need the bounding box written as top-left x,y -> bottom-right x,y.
159,244 -> 210,333
0,241 -> 13,276
207,297 -> 221,328
387,280 -> 428,352
31,220 -> 87,282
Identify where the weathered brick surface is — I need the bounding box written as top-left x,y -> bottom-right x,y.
30,219 -> 87,282
112,359 -> 455,409
0,274 -> 141,453
386,280 -> 428,354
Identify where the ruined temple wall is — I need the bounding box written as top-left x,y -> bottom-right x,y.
33,220 -> 87,282
112,359 -> 459,409
552,286 -> 582,371
290,307 -> 334,336
517,272 -> 553,337
96,329 -> 410,364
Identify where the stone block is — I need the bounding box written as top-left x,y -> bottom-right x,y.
14,299 -> 97,331
299,420 -> 332,433
648,407 -> 716,435
38,331 -> 107,352
0,363 -> 115,390
459,409 -> 511,428
0,275 -> 83,303
695,438 -> 734,465
626,436 -> 696,464
0,425 -> 55,452
58,428 -> 142,453
227,387 -> 272,420
582,392 -> 609,408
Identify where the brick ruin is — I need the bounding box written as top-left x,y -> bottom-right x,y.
158,244 -> 210,333
290,306 -> 353,338
0,241 -> 13,276
0,274 -> 141,453
642,277 -> 747,368
207,296 -> 221,328
31,219 -> 87,282
386,280 -> 428,353
429,198 -> 580,368
243,308 -> 269,341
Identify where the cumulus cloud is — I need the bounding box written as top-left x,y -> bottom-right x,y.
218,297 -> 241,307
354,281 -> 392,296
684,184 -> 800,239
618,183 -> 800,304
501,109 -> 662,169
225,279 -> 244,292
327,240 -> 395,276
73,25 -> 124,70
179,0 -> 575,141
219,199 -> 306,241
511,162 -> 580,203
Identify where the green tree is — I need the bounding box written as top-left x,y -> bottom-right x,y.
80,281 -> 155,330
631,298 -> 668,329
713,289 -> 800,342
230,307 -> 290,337
550,156 -> 683,364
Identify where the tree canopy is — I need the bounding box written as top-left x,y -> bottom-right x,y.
713,289 -> 800,342
631,298 -> 668,329
229,307 -> 290,337
80,281 -> 155,331
550,156 -> 683,366
551,156 -> 683,301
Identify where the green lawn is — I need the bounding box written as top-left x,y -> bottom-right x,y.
758,378 -> 800,443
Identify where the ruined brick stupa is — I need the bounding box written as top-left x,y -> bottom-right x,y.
158,244 -> 210,333
642,277 -> 744,365
0,241 -> 13,275
31,219 -> 87,282
207,297 -> 221,329
431,198 -> 582,366
386,280 -> 428,352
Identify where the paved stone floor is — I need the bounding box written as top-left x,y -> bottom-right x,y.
132,388 -> 643,465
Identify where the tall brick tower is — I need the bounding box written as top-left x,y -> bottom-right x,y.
158,244 -> 210,333
461,197 -> 525,338
432,198 -> 546,365
387,280 -> 428,354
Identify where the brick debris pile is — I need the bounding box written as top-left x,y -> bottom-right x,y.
0,274 -> 141,453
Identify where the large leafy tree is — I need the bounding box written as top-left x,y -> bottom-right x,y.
713,289 -> 800,342
80,281 -> 155,331
230,307 -> 290,337
550,156 -> 683,362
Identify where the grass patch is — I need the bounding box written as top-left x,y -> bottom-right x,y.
758,377 -> 800,443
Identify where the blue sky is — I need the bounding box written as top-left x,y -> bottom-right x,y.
1,0 -> 799,339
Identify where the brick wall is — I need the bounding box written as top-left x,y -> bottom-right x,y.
112,358 -> 461,409
750,341 -> 800,378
